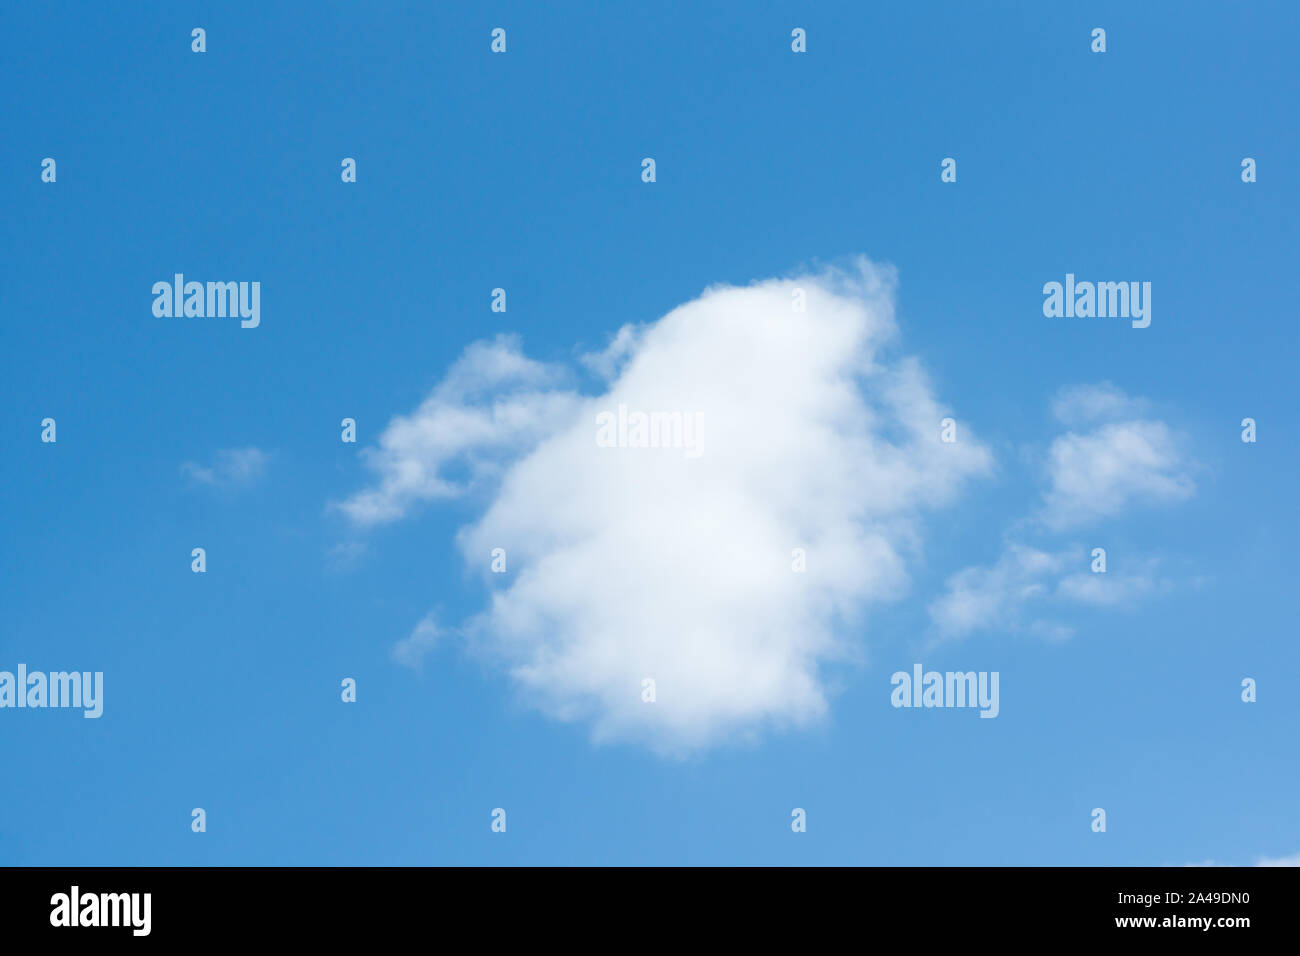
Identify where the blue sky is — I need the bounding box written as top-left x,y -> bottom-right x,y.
2,1 -> 1297,865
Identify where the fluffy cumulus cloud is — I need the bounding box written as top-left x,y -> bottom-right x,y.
929,383 -> 1191,642
340,259 -> 992,751
1040,421 -> 1194,530
336,337 -> 582,524
1039,385 -> 1194,530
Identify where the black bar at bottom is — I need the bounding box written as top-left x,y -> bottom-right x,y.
0,866 -> 1289,942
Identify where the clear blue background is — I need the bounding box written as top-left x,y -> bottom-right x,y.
1,0 -> 1296,865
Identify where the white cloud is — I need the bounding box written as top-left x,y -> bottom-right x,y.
1039,415 -> 1194,531
580,324 -> 644,381
1051,382 -> 1149,425
392,614 -> 443,669
928,383 -> 1193,642
928,544 -> 1104,642
929,541 -> 1176,642
181,447 -> 269,487
344,258 -> 992,751
1055,568 -> 1157,606
929,543 -> 1168,642
1184,851 -> 1300,867
335,336 -> 582,525
929,545 -> 1066,639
